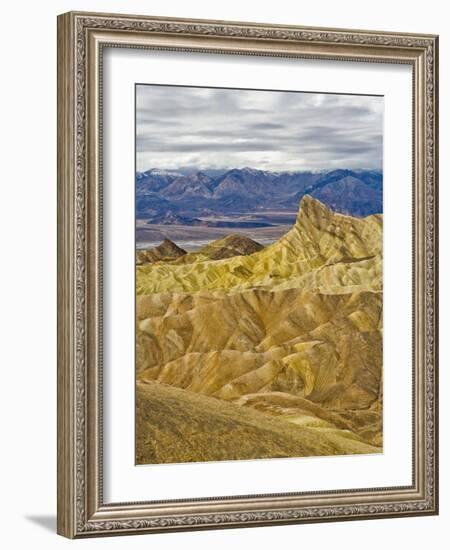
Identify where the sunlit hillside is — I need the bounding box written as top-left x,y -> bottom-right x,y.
136,196 -> 383,464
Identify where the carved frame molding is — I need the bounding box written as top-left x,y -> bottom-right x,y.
57,11 -> 438,538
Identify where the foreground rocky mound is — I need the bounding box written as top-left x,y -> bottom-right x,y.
137,381 -> 379,464
136,196 -> 383,463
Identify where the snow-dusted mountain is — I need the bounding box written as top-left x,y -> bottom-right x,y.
136,167 -> 382,221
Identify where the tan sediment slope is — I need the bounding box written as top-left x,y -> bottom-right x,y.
136,196 -> 383,463
136,381 -> 379,465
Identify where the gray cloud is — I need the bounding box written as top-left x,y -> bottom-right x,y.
136,84 -> 383,172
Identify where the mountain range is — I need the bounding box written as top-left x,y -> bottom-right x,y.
136,167 -> 383,222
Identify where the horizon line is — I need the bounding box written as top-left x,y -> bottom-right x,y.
136,166 -> 383,174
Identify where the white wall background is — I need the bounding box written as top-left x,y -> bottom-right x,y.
0,0 -> 447,547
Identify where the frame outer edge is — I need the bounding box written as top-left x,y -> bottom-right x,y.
57,12 -> 77,539
435,35 -> 439,515
431,35 -> 439,515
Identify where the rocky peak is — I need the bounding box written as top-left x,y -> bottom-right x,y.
292,195 -> 382,260
297,195 -> 333,227
158,239 -> 186,256
136,239 -> 187,265
207,234 -> 264,259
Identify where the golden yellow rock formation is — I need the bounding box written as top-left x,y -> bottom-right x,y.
136,196 -> 383,464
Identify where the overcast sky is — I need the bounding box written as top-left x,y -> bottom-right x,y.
136,84 -> 383,172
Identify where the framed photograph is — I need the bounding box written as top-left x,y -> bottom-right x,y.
57,11 -> 439,538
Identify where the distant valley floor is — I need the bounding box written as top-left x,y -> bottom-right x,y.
136,218 -> 293,251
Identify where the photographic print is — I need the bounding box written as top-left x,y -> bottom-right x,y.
135,84 -> 384,465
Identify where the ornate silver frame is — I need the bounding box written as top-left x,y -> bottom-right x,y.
57,11 -> 439,538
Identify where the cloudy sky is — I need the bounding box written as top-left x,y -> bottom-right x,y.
136,84 -> 383,172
